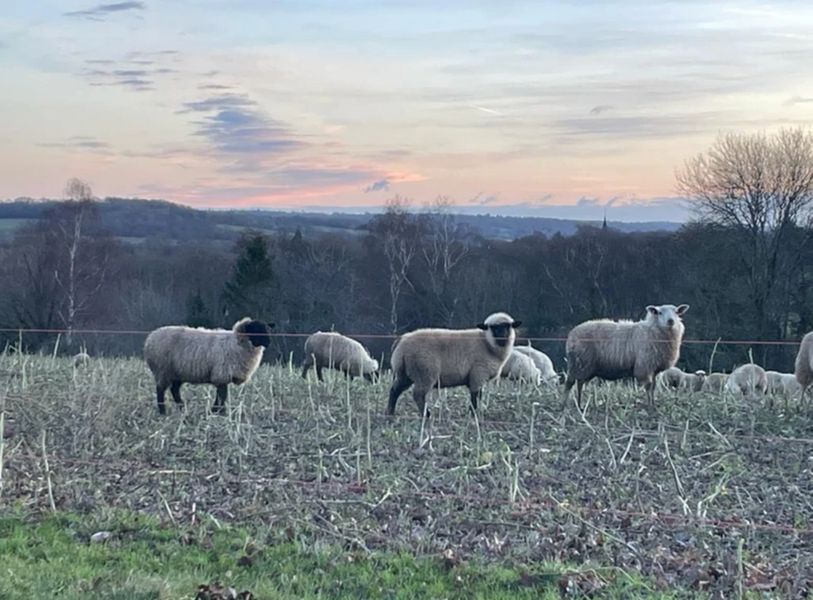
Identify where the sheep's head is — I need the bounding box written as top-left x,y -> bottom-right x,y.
645,304 -> 689,332
364,359 -> 381,383
477,312 -> 521,348
235,318 -> 275,347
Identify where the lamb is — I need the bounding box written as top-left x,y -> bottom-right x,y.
724,364 -> 768,398
562,304 -> 689,409
301,331 -> 379,382
658,367 -> 684,391
513,344 -> 557,384
765,370 -> 784,395
143,317 -> 274,415
702,372 -> 727,394
388,312 -> 521,416
73,352 -> 90,368
780,373 -> 802,398
682,370 -> 706,392
499,350 -> 542,385
794,331 -> 813,401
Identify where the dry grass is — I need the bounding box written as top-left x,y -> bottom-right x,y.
1,351 -> 812,596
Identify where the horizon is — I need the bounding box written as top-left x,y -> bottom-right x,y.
2,2 -> 811,221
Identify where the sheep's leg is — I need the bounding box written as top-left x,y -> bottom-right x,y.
412,387 -> 431,418
301,356 -> 312,379
316,365 -> 324,382
575,381 -> 585,411
387,375 -> 412,415
561,374 -> 575,409
156,385 -> 168,415
170,381 -> 184,408
468,389 -> 480,415
212,384 -> 228,415
643,379 -> 656,405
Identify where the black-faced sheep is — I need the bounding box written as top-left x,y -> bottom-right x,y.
387,312 -> 521,417
301,331 -> 379,382
562,304 -> 689,409
143,317 -> 274,415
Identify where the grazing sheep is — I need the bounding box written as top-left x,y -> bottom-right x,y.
794,331 -> 813,401
73,352 -> 90,368
301,331 -> 379,382
388,312 -> 521,417
658,367 -> 684,391
682,370 -> 706,392
780,373 -> 802,398
513,344 -> 557,384
724,364 -> 768,398
144,317 -> 274,415
500,350 -> 542,384
562,304 -> 689,409
766,370 -> 784,395
702,372 -> 727,394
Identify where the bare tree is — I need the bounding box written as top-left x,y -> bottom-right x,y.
369,196 -> 421,333
677,128 -> 813,340
419,196 -> 470,326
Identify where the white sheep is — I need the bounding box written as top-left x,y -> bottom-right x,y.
143,317 -> 274,415
724,364 -> 768,399
301,331 -> 379,382
499,350 -> 542,385
73,352 -> 90,368
765,370 -> 784,395
780,373 -> 802,398
658,367 -> 684,391
388,312 -> 521,416
513,344 -> 557,384
682,370 -> 706,392
562,304 -> 689,408
702,372 -> 727,394
794,331 -> 813,401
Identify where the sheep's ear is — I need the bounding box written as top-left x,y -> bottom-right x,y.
676,304 -> 689,316
512,321 -> 522,329
267,322 -> 276,329
477,323 -> 488,331
646,305 -> 659,316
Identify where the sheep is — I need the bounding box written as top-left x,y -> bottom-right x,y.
702,372 -> 727,394
765,370 -> 784,395
724,364 -> 768,399
301,331 -> 379,382
513,344 -> 557,384
73,352 -> 90,368
780,373 -> 802,398
143,317 -> 274,415
499,350 -> 542,385
562,304 -> 689,409
794,331 -> 813,401
682,370 -> 706,392
658,366 -> 684,391
387,312 -> 521,417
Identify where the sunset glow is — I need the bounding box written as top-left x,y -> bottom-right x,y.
2,1 -> 813,220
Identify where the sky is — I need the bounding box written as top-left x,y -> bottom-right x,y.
1,1 -> 812,221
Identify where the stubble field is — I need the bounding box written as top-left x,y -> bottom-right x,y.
1,351 -> 811,598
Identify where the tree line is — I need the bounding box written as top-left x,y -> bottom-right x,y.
1,129 -> 813,375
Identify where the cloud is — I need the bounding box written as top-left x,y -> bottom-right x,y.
64,1 -> 146,19
469,104 -> 503,116
80,56 -> 180,92
184,95 -> 305,157
364,179 -> 390,193
39,136 -> 111,152
589,105 -> 613,115
784,96 -> 813,106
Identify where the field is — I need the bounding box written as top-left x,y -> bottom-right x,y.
1,352 -> 812,598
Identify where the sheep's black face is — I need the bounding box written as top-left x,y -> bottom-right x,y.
244,320 -> 274,347
478,320 -> 521,347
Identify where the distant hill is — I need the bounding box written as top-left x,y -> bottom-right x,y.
0,197 -> 682,243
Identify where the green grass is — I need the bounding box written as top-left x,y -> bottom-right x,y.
0,510 -> 668,599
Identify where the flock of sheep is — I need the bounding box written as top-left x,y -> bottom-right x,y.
132,305 -> 813,416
